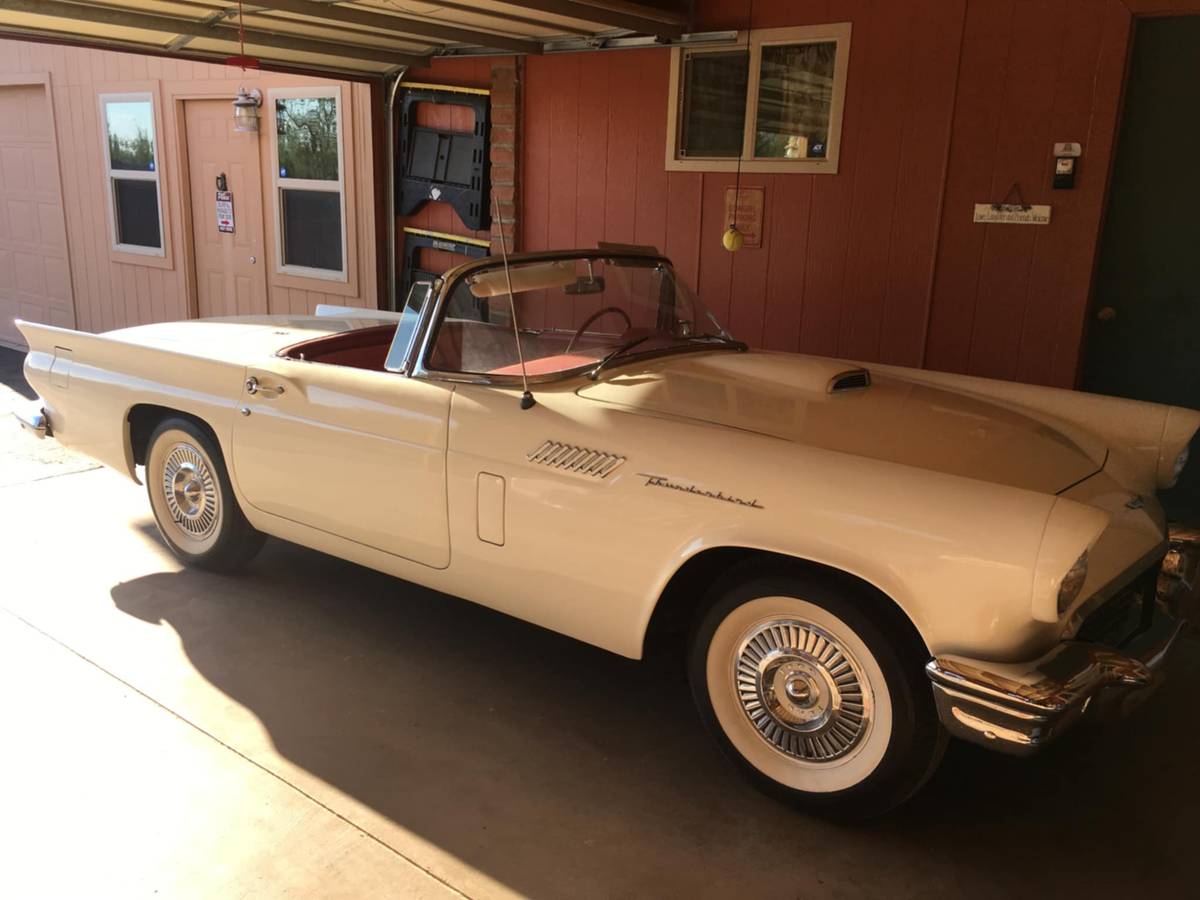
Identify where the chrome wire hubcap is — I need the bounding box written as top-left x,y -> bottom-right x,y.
161,443 -> 218,539
734,619 -> 870,762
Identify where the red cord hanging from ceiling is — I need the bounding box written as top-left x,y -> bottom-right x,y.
224,0 -> 261,70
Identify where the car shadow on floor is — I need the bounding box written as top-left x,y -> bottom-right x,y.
110,535 -> 1199,899
0,346 -> 36,400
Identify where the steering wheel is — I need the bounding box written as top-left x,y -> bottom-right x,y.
566,306 -> 633,353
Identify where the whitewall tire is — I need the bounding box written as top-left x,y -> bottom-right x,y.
145,417 -> 265,572
689,566 -> 946,820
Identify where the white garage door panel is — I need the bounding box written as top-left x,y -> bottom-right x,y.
0,82 -> 74,349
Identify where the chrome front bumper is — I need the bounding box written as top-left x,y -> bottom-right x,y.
12,402 -> 49,439
926,528 -> 1198,756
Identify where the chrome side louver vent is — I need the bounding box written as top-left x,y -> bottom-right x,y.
527,440 -> 625,479
828,369 -> 872,393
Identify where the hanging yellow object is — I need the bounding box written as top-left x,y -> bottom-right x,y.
722,226 -> 744,252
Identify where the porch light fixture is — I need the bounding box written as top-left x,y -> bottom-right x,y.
232,87 -> 262,133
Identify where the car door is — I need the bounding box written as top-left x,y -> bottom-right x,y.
231,357 -> 453,569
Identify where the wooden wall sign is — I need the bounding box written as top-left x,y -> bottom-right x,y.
725,186 -> 765,247
973,203 -> 1051,225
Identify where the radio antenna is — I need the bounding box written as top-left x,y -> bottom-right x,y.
492,193 -> 535,409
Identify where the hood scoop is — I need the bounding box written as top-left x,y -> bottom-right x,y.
828,368 -> 871,393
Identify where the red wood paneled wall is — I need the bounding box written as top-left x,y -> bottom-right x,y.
404,0 -> 1162,388
523,0 -> 969,369
923,0 -> 1133,387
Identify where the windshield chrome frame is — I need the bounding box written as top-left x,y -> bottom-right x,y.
383,279 -> 439,375
407,249 -> 729,386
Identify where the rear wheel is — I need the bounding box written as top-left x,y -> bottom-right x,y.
688,568 -> 946,820
145,417 -> 264,571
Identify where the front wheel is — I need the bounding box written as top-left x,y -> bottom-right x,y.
688,568 -> 946,820
145,417 -> 265,572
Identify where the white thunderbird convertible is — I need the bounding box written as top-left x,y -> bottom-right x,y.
14,247 -> 1200,819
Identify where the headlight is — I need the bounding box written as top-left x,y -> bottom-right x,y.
1173,445 -> 1190,483
1057,550 -> 1089,614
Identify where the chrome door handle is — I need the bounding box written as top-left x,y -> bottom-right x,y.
245,376 -> 284,397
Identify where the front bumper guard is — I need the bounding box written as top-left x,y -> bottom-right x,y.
926,528 -> 1198,756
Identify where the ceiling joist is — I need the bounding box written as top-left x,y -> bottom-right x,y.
381,0 -> 596,37
0,0 -> 430,67
498,1 -> 685,39
0,0 -> 697,75
252,0 -> 544,55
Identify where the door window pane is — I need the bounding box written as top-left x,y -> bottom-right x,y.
679,51 -> 748,158
754,41 -> 838,159
105,100 -> 156,171
112,178 -> 161,248
281,188 -> 342,271
275,97 -> 339,180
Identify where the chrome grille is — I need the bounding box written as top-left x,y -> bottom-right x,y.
1076,566 -> 1159,648
527,440 -> 625,479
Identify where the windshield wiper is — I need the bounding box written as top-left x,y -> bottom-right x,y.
587,334 -> 654,380
586,333 -> 746,380
685,333 -> 746,349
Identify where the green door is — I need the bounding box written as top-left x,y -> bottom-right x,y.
1082,16 -> 1200,517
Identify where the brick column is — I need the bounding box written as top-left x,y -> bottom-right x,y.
489,58 -> 520,254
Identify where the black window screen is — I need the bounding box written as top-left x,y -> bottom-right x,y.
679,51 -> 749,158
281,188 -> 342,272
112,178 -> 161,249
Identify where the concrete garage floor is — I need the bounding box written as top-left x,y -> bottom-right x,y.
2,345 -> 1198,899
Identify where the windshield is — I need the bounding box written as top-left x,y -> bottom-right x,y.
426,254 -> 735,379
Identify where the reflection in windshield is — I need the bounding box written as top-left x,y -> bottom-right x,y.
428,255 -> 739,378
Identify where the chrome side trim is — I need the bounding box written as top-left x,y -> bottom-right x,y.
12,403 -> 49,439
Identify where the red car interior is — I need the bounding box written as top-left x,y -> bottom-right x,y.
281,320 -> 658,378
281,324 -> 396,371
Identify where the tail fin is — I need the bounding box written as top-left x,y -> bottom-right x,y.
15,319 -> 87,356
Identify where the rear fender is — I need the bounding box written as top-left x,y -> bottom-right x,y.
15,320 -> 246,483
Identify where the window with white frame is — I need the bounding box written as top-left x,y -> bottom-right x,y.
100,93 -> 164,253
271,87 -> 346,279
667,24 -> 852,173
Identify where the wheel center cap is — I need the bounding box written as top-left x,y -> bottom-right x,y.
171,466 -> 206,517
161,443 -> 219,540
734,618 -> 871,762
784,674 -> 814,705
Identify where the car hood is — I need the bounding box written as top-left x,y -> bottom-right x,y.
577,351 -> 1106,494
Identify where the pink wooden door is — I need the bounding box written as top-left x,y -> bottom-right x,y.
184,99 -> 268,318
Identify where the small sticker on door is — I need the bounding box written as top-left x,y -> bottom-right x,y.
216,190 -> 235,233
